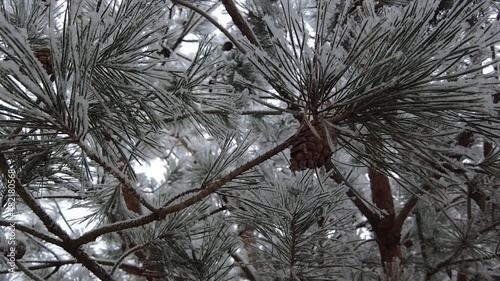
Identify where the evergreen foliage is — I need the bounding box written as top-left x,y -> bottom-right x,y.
0,0 -> 499,280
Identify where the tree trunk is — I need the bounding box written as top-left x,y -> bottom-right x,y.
369,168 -> 402,268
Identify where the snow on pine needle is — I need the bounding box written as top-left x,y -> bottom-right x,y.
238,0 -> 500,179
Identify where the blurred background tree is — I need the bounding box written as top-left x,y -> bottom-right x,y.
0,0 -> 499,280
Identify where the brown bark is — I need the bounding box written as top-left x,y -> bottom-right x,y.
368,168 -> 402,265
326,160 -> 402,268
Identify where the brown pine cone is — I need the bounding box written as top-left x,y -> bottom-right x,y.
289,120 -> 336,171
34,48 -> 55,81
34,48 -> 53,75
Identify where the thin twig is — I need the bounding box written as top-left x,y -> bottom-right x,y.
416,211 -> 431,270
171,0 -> 245,53
14,260 -> 45,281
0,259 -> 147,276
394,185 -> 430,232
77,143 -> 157,213
110,244 -> 145,276
53,199 -> 77,236
35,195 -> 83,200
162,187 -> 204,208
325,160 -> 377,225
345,189 -> 377,226
163,110 -> 285,123
426,247 -> 464,277
230,251 -> 257,281
479,220 -> 500,234
0,220 -> 63,247
198,206 -> 228,221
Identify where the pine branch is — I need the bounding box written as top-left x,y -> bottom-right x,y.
395,130 -> 480,231
171,0 -> 300,112
0,153 -> 115,281
221,0 -> 260,47
0,94 -> 115,279
368,168 -> 396,222
367,167 -> 402,266
73,136 -> 295,245
0,220 -> 63,247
